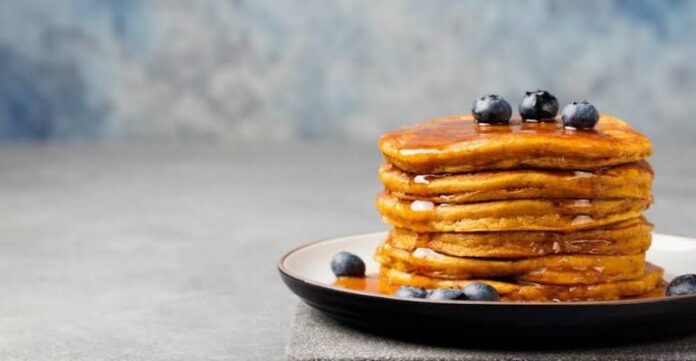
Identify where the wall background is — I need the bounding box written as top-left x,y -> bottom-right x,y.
0,0 -> 694,142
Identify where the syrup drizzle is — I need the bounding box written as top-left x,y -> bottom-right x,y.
381,115 -> 622,152
333,275 -> 668,301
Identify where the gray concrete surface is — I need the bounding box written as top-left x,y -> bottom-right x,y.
0,140 -> 693,360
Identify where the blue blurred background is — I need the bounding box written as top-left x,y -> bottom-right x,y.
1,0 -> 695,142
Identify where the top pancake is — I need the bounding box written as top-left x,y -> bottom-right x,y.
380,114 -> 652,174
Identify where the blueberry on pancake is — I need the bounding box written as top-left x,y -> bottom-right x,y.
519,90 -> 559,121
472,94 -> 512,125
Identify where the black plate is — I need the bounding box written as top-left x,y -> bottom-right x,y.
279,232 -> 696,344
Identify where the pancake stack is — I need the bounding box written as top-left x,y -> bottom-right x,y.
375,114 -> 662,301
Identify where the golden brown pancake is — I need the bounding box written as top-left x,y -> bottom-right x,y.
388,217 -> 652,258
375,242 -> 645,285
379,161 -> 653,204
377,191 -> 650,232
380,114 -> 652,174
380,264 -> 664,302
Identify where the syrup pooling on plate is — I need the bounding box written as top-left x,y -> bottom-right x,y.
334,275 -> 397,295
332,274 -> 668,302
331,262 -> 666,302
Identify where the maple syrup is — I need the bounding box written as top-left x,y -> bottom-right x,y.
380,115 -> 621,151
333,275 -> 668,301
334,275 -> 397,295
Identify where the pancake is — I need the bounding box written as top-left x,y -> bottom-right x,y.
375,242 -> 645,285
380,114 -> 652,174
380,264 -> 664,302
377,191 -> 650,232
379,161 -> 653,204
388,217 -> 652,258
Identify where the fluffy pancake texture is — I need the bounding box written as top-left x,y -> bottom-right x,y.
375,241 -> 645,285
380,264 -> 664,302
379,161 -> 653,204
379,114 -> 652,174
371,112 -> 658,301
377,191 -> 650,232
388,217 -> 652,258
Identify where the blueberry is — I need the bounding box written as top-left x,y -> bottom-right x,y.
330,252 -> 365,277
666,274 -> 696,297
561,101 -> 599,129
462,282 -> 500,301
426,288 -> 467,301
519,90 -> 559,121
471,94 -> 512,125
394,286 -> 428,299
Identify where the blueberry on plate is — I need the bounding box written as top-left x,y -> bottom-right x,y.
519,90 -> 559,121
561,101 -> 599,129
330,251 -> 365,277
462,282 -> 500,301
666,274 -> 696,297
426,288 -> 467,301
394,286 -> 428,299
472,94 -> 512,125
